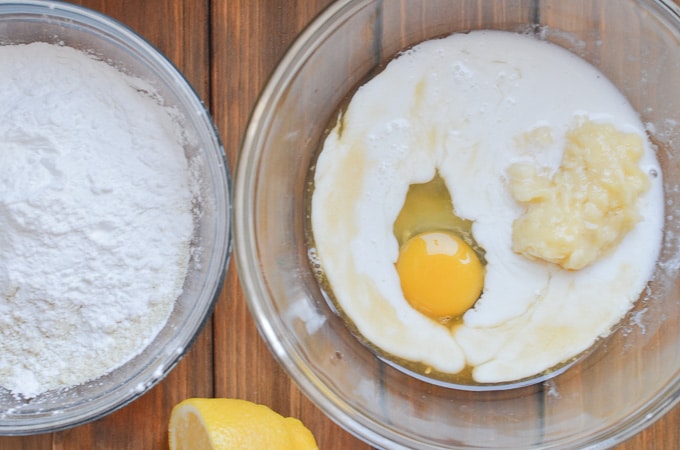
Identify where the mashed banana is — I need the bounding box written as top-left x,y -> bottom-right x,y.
510,119 -> 650,270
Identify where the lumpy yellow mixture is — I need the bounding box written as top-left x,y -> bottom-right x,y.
509,119 -> 650,270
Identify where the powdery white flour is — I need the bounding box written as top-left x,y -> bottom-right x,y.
0,43 -> 195,397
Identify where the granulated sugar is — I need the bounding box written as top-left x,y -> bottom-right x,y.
0,43 -> 195,398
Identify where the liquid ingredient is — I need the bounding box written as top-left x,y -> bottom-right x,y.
0,43 -> 194,397
310,30 -> 664,386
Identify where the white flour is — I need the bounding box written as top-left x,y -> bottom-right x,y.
0,43 -> 195,398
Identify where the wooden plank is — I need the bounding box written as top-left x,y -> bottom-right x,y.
209,1 -> 373,448
73,0 -> 211,96
0,436 -> 52,450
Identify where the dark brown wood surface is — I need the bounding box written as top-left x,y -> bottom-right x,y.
1,0 -> 679,449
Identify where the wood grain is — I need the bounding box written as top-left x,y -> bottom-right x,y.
1,0 -> 680,449
209,2 -> 367,448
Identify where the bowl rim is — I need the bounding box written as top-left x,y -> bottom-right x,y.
235,0 -> 680,448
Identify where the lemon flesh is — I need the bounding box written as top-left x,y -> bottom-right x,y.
169,398 -> 318,450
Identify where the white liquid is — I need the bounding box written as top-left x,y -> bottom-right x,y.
311,30 -> 664,384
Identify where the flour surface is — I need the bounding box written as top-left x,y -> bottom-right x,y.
0,43 -> 194,397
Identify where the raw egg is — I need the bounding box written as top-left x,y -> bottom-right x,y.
396,231 -> 483,319
392,174 -> 485,321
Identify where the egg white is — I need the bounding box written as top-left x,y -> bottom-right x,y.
311,30 -> 664,383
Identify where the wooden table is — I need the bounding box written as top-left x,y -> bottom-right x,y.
2,0 -> 680,449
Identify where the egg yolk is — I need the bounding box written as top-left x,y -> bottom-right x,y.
396,231 -> 484,320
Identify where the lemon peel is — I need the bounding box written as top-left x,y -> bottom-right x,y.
169,398 -> 318,450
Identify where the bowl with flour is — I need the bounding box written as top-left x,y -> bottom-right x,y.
0,1 -> 231,434
235,0 -> 680,448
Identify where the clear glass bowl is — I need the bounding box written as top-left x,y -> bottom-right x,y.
0,1 -> 231,435
235,0 -> 680,448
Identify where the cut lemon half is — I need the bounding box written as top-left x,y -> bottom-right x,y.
168,398 -> 318,450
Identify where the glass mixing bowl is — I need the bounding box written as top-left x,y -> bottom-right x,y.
0,1 -> 231,435
235,0 -> 680,448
